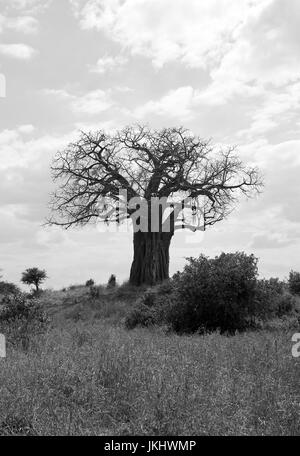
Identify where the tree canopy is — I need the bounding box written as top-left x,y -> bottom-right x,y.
49,125 -> 262,232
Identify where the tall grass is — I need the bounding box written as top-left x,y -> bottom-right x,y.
0,316 -> 299,435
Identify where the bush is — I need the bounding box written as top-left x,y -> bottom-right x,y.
69,285 -> 79,290
124,283 -> 175,330
0,294 -> 50,350
115,282 -> 147,302
125,302 -> 157,329
85,279 -> 95,287
107,274 -> 117,289
273,292 -> 296,317
0,281 -> 20,297
0,295 -> 44,322
125,255 -> 298,334
268,277 -> 287,294
288,270 -> 300,296
90,285 -> 101,299
255,279 -> 297,319
167,252 -> 259,334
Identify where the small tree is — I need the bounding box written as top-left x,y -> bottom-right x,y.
288,270 -> 300,296
107,274 -> 117,288
21,268 -> 47,293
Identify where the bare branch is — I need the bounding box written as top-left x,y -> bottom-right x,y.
48,125 -> 263,230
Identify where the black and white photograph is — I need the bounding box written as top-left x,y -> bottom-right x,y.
0,0 -> 299,441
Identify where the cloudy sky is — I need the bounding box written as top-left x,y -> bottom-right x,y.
0,0 -> 299,288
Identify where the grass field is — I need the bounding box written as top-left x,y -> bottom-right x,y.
0,286 -> 299,436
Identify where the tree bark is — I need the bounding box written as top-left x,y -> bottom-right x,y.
129,231 -> 173,286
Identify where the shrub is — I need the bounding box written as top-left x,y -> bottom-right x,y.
115,282 -> 146,301
64,305 -> 88,322
107,274 -> 117,289
124,256 -> 298,334
140,290 -> 156,307
68,284 -> 85,291
255,279 -> 297,319
125,302 -> 157,329
0,294 -> 44,322
0,281 -> 20,297
167,252 -> 259,334
267,277 -> 287,294
0,294 -> 50,350
273,292 -> 296,317
90,285 -> 100,299
154,280 -> 174,296
124,283 -> 175,330
85,279 -> 95,287
288,270 -> 300,296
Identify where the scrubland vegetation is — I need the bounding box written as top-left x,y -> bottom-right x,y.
0,252 -> 299,436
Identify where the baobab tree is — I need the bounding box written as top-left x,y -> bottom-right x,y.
48,125 -> 262,285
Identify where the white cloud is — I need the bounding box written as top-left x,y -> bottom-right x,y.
71,0 -> 271,68
0,14 -> 38,34
0,127 -> 76,170
0,43 -> 37,60
1,0 -> 52,14
130,0 -> 300,133
251,233 -> 296,250
42,88 -> 70,99
89,54 -> 128,74
72,89 -> 114,114
134,82 -> 261,120
236,82 -> 300,139
193,0 -> 300,107
135,86 -> 197,119
238,139 -> 300,228
71,0 -> 300,115
218,0 -> 300,86
18,124 -> 36,135
43,88 -> 114,115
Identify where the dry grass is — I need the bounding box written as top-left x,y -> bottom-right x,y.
0,286 -> 299,436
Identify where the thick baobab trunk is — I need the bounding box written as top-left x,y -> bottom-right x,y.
129,231 -> 173,286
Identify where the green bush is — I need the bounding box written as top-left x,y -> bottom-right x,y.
125,255 -> 298,334
124,302 -> 157,329
288,270 -> 300,296
90,285 -> 102,299
267,277 -> 287,294
168,252 -> 259,334
85,279 -> 95,287
124,283 -> 175,330
0,294 -> 46,322
107,274 -> 117,288
115,282 -> 147,301
273,292 -> 296,317
0,281 -> 20,297
255,279 -> 297,319
0,294 -> 50,350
